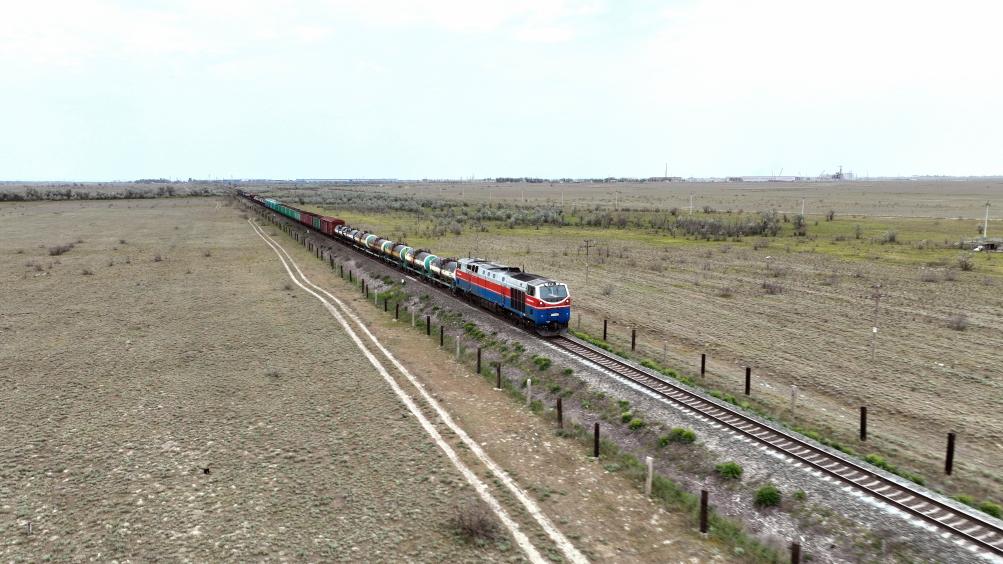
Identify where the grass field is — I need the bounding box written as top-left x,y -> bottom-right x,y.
249,179 -> 1003,507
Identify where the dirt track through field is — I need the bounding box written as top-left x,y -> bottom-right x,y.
247,218 -> 588,564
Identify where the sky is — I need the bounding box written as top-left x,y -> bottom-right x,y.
1,0 -> 1001,181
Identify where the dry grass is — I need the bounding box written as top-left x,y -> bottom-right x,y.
0,199 -> 501,562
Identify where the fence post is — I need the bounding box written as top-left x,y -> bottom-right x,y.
495,364 -> 502,390
744,367 -> 751,395
593,423 -> 600,458
456,336 -> 460,359
477,347 -> 482,373
790,542 -> 801,564
384,298 -> 388,312
699,490 -> 709,534
439,325 -> 444,347
395,303 -> 400,321
945,432 -> 956,475
859,406 -> 867,441
603,319 -> 608,341
631,327 -> 636,352
557,397 -> 563,428
412,310 -> 415,327
701,353 -> 706,376
645,456 -> 653,497
426,315 -> 431,336
526,378 -> 532,407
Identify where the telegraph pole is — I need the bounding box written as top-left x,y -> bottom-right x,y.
582,239 -> 595,287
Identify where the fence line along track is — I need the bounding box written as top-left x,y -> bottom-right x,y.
549,335 -> 1003,558
243,197 -> 1003,559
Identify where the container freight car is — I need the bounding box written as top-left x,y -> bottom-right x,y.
238,191 -> 570,335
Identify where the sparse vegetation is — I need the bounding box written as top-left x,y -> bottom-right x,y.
450,501 -> 499,544
715,461 -> 743,480
659,427 -> 696,446
947,313 -> 968,331
754,484 -> 781,508
48,243 -> 75,256
152,253 -> 163,262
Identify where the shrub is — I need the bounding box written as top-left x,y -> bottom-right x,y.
628,418 -> 645,430
666,427 -> 696,444
152,253 -> 163,262
715,461 -> 743,480
958,254 -> 975,271
754,485 -> 781,508
793,490 -> 806,501
562,368 -> 573,375
948,313 -> 968,331
531,355 -> 551,371
283,283 -> 293,291
48,243 -> 74,256
203,250 -> 212,257
762,281 -> 783,295
451,501 -> 499,544
620,411 -> 633,423
881,230 -> 898,244
978,501 -> 1001,518
717,286 -> 734,298
81,268 -> 94,276
954,495 -> 975,507
119,239 -> 127,244
601,285 -> 613,296
919,270 -> 940,283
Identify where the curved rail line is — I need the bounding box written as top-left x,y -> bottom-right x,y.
549,335 -> 1003,558
242,196 -> 1003,559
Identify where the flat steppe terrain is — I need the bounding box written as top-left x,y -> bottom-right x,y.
254,179 -> 1003,505
0,198 -> 504,561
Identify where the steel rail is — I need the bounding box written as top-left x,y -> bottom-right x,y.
549,335 -> 1003,558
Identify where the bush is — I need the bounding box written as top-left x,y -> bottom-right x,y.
793,490 -> 806,501
665,427 -> 696,444
762,281 -> 783,295
531,355 -> 552,371
48,243 -> 74,256
954,495 -> 975,507
754,485 -> 781,508
948,313 -> 968,331
881,230 -> 898,244
152,253 -> 163,262
958,254 -> 975,271
628,418 -> 645,430
451,501 -> 499,544
715,461 -> 743,480
716,286 -> 734,298
81,268 -> 94,276
979,501 -> 1002,518
620,411 -> 633,423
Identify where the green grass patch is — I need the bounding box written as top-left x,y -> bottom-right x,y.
715,461 -> 743,480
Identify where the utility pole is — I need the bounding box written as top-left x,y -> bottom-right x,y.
582,239 -> 595,287
870,284 -> 882,363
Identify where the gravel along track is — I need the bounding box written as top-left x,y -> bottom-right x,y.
247,219 -> 588,564
549,335 -> 1003,561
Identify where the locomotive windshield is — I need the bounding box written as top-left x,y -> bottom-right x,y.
537,284 -> 568,303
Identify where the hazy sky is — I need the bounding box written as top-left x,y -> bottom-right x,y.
2,0 -> 1001,181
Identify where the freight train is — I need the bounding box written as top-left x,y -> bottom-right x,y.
237,190 -> 571,335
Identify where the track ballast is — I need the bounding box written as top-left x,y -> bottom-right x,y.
550,335 -> 1003,558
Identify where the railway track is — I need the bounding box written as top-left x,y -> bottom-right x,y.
549,335 -> 1003,559
245,197 -> 1003,559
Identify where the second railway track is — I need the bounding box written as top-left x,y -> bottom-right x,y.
549,335 -> 1003,559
